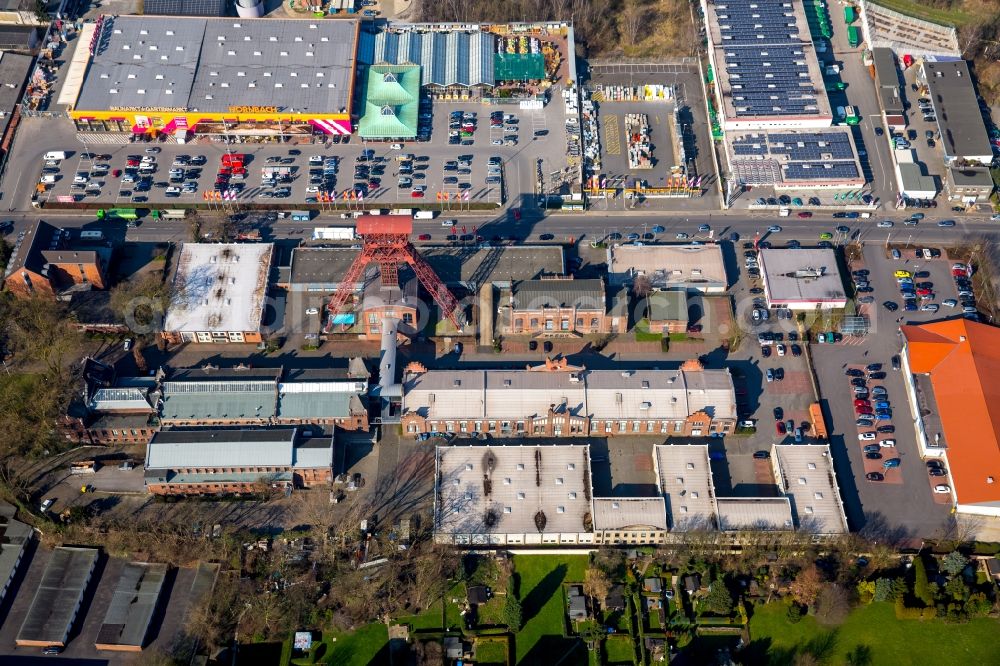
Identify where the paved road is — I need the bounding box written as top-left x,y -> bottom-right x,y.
4,208 -> 996,246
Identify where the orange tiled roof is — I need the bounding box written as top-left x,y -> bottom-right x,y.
902,320 -> 1000,507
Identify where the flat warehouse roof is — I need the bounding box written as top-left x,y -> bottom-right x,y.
772,445 -> 848,534
705,0 -> 830,122
74,15 -> 359,113
760,248 -> 846,304
95,563 -> 168,651
717,497 -> 794,531
164,243 -> 273,334
606,243 -> 727,287
653,445 -> 717,531
923,61 -> 993,161
16,547 -> 99,647
435,444 -> 593,537
592,498 -> 668,531
728,129 -> 863,186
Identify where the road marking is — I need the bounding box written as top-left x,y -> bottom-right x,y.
604,115 -> 622,156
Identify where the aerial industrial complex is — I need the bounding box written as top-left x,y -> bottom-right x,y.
3,0 -> 1000,661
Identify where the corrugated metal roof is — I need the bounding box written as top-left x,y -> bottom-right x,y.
512,278 -> 605,311
277,390 -> 360,420
146,429 -> 296,469
95,563 -> 167,649
17,547 -> 98,646
160,379 -> 277,421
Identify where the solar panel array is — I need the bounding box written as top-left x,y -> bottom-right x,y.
729,130 -> 860,184
784,162 -> 860,180
714,0 -> 821,117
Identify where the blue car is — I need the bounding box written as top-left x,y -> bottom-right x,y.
875,410 -> 892,420
845,212 -> 860,219
875,401 -> 890,410
904,301 -> 917,311
883,458 -> 901,469
652,225 -> 665,233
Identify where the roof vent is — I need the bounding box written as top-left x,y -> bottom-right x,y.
960,335 -> 967,342
988,476 -> 995,484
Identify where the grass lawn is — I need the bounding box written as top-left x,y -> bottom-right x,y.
475,636 -> 510,665
868,0 -> 972,26
604,635 -> 635,664
444,580 -> 466,631
513,554 -> 589,666
322,623 -> 389,665
747,601 -> 1000,666
398,600 -> 444,631
634,321 -> 663,342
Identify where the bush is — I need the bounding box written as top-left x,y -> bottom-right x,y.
895,596 -> 938,620
856,580 -> 875,604
786,602 -> 804,624
941,551 -> 969,577
913,555 -> 934,607
873,578 -> 895,603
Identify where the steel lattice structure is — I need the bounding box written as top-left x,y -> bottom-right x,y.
325,216 -> 462,331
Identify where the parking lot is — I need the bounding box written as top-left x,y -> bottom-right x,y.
29,96 -> 571,212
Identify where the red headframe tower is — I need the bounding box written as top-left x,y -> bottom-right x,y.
324,215 -> 463,331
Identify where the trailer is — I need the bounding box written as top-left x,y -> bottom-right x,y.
313,227 -> 357,240
153,209 -> 188,220
291,210 -> 311,222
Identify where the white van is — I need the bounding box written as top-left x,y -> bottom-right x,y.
40,174 -> 57,184
43,151 -> 67,161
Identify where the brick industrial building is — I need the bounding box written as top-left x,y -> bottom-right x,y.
162,243 -> 274,344
497,276 -> 627,336
3,222 -> 109,298
144,428 -> 334,495
403,358 -> 736,438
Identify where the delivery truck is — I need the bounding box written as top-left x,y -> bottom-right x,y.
414,210 -> 436,220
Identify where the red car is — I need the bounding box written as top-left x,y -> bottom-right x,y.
776,421 -> 787,436
856,406 -> 874,415
112,169 -> 122,177
797,212 -> 813,218
410,190 -> 424,198
854,399 -> 871,408
687,324 -> 703,333
916,288 -> 932,296
418,234 -> 431,240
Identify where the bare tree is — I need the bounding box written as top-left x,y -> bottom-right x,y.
620,0 -> 647,46
789,565 -> 823,608
584,565 -> 611,608
814,584 -> 851,626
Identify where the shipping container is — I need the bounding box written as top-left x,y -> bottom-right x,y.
844,6 -> 857,24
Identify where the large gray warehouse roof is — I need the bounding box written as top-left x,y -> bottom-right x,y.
924,60 -> 993,162
95,563 -> 168,650
372,28 -> 495,88
16,547 -> 99,647
74,15 -> 359,113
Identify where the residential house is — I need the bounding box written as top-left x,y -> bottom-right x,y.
604,584 -> 625,613
683,574 -> 703,596
643,577 -> 663,594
